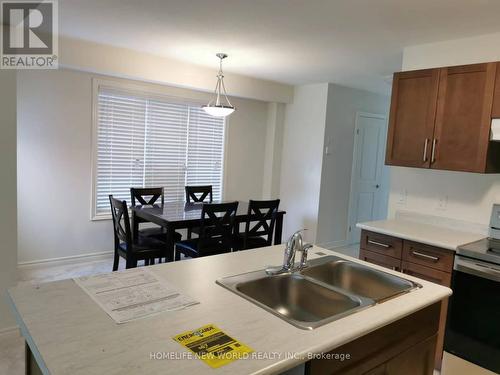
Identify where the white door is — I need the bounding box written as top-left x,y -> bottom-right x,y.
348,113 -> 389,244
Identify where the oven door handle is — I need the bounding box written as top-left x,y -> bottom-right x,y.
455,257 -> 500,283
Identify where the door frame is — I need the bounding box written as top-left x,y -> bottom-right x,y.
347,112 -> 388,245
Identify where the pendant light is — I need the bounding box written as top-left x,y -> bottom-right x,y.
202,53 -> 235,117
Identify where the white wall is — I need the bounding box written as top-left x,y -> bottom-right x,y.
316,84 -> 389,247
279,84 -> 329,243
402,32 -> 500,71
386,32 -> 500,225
262,102 -> 285,199
0,71 -> 18,330
60,37 -> 293,104
17,69 -> 269,263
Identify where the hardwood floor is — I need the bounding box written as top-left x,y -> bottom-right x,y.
0,329 -> 24,375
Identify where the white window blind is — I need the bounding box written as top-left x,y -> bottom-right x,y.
186,107 -> 225,200
94,87 -> 225,218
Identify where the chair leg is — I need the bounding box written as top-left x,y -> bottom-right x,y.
126,257 -> 137,269
175,249 -> 181,261
150,258 -> 155,265
187,228 -> 192,239
112,251 -> 119,271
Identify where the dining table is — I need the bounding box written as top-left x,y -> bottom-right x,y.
131,200 -> 286,261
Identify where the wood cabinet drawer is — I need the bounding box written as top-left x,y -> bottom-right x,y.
401,261 -> 451,287
361,230 -> 403,259
360,249 -> 401,271
403,241 -> 454,273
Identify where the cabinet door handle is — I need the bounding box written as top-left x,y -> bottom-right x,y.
431,139 -> 437,164
422,138 -> 429,162
368,240 -> 391,248
412,250 -> 439,262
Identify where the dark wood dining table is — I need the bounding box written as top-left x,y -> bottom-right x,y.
131,200 -> 286,261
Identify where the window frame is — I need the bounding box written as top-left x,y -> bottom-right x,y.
90,78 -> 228,220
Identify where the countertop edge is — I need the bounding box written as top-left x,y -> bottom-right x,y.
356,221 -> 485,250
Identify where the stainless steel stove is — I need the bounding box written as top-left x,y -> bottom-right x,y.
456,237 -> 500,264
445,204 -> 500,373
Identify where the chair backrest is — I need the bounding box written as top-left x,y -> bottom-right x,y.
130,187 -> 164,206
109,195 -> 132,250
185,185 -> 213,203
198,201 -> 239,253
244,199 -> 280,247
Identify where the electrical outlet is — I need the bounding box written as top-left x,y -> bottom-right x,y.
397,189 -> 407,205
437,195 -> 448,210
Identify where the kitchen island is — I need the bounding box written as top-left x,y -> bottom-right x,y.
8,245 -> 451,375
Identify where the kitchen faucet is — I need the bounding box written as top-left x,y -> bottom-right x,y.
266,230 -> 313,275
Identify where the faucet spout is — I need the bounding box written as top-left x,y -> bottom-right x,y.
283,229 -> 304,271
266,229 -> 310,275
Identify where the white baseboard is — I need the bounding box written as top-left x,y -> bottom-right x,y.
0,325 -> 19,335
18,251 -> 114,267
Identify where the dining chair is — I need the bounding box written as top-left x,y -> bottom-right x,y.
130,187 -> 182,244
175,201 -> 239,260
185,185 -> 213,238
185,185 -> 213,203
109,195 -> 170,270
233,199 -> 280,251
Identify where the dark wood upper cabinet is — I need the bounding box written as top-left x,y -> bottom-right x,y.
386,61 -> 500,173
432,63 -> 496,172
386,69 -> 439,168
492,65 -> 500,118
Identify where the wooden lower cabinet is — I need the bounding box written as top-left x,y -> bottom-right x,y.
306,303 -> 440,375
359,249 -> 401,271
359,230 -> 454,369
401,261 -> 451,286
362,335 -> 437,375
401,261 -> 451,369
384,335 -> 437,375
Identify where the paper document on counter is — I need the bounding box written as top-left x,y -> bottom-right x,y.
74,268 -> 199,323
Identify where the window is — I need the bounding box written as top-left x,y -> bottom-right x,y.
92,86 -> 225,218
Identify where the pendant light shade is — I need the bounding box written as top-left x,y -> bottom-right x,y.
203,53 -> 235,117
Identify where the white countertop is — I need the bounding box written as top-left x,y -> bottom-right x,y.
357,219 -> 485,251
8,246 -> 451,375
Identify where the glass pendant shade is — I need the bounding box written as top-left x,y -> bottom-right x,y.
203,53 -> 235,118
202,105 -> 235,117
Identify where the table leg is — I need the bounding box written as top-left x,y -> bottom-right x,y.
274,215 -> 283,245
25,341 -> 30,375
165,225 -> 176,262
25,341 -> 42,375
132,211 -> 139,242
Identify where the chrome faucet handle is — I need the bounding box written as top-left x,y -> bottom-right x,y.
298,243 -> 313,270
265,266 -> 288,275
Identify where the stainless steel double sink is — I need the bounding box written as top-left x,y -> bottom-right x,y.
216,255 -> 420,330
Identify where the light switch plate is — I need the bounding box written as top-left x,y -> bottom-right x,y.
397,189 -> 407,205
437,195 -> 448,210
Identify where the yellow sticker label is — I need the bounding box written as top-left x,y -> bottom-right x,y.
173,324 -> 254,369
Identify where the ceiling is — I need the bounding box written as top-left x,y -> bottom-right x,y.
59,0 -> 500,94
